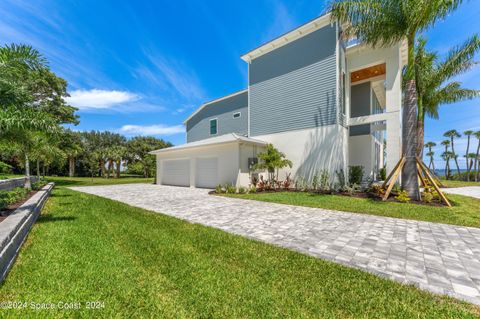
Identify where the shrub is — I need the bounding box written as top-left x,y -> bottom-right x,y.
32,180 -> 47,191
238,186 -> 247,194
249,185 -> 257,193
215,184 -> 224,194
0,161 -> 12,174
335,169 -> 346,189
225,184 -> 236,194
422,192 -> 434,203
311,173 -> 319,190
395,190 -> 411,203
343,183 -> 361,195
0,187 -> 29,210
369,185 -> 385,197
379,167 -> 387,181
319,170 -> 330,191
283,173 -> 292,190
349,166 -> 364,186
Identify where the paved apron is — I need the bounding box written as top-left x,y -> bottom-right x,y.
443,186 -> 480,199
70,184 -> 480,304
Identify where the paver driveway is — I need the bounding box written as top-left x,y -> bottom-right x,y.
70,184 -> 480,305
443,186 -> 480,199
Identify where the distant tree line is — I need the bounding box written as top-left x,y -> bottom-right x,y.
0,43 -> 172,186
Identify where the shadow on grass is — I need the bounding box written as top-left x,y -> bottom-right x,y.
50,193 -> 73,198
37,215 -> 76,224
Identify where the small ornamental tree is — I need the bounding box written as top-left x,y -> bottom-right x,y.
253,144 -> 292,182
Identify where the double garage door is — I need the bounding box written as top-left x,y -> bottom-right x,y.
162,158 -> 218,188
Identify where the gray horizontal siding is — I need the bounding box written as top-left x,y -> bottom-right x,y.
249,24 -> 338,137
186,91 -> 248,143
250,55 -> 337,136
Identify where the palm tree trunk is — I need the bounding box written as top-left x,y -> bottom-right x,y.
466,136 -> 471,181
475,140 -> 480,182
68,156 -> 75,177
451,137 -> 461,175
24,153 -> 31,190
416,117 -> 424,157
36,160 -> 40,178
116,160 -> 121,178
42,163 -> 46,178
402,82 -> 420,200
107,160 -> 113,179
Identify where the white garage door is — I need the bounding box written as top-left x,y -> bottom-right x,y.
162,159 -> 190,187
196,157 -> 218,188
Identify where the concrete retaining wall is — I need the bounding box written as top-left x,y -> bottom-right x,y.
0,176 -> 39,191
0,182 -> 54,282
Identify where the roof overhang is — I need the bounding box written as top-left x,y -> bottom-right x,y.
183,89 -> 248,124
149,133 -> 267,155
241,13 -> 332,63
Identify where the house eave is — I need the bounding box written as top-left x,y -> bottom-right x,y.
240,13 -> 332,63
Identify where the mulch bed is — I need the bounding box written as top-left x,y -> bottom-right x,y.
0,190 -> 38,222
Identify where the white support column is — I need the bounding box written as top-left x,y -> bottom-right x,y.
156,157 -> 162,185
385,44 -> 402,175
189,158 -> 196,188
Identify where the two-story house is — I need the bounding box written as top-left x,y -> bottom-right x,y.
151,13 -> 406,188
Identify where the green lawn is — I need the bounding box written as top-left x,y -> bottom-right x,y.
0,187 -> 479,318
440,178 -> 480,188
45,175 -> 154,187
222,192 -> 480,228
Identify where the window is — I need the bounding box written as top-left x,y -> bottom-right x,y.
209,118 -> 218,135
233,112 -> 241,119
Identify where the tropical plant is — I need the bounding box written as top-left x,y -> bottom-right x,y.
413,36 -> 480,156
252,144 -> 292,182
443,130 -> 461,175
330,0 -> 464,200
126,136 -> 172,178
464,130 -> 474,180
395,190 -> 411,203
424,141 -> 436,172
474,131 -> 480,182
348,165 -> 364,186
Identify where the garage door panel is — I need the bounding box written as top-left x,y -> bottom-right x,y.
162,159 -> 190,187
196,158 -> 218,188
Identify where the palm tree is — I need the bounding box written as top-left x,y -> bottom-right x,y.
424,141 -> 436,171
441,151 -> 453,179
466,153 -> 477,180
253,144 -> 293,182
330,0 -> 463,200
474,131 -> 480,182
440,140 -> 451,179
414,36 -> 480,156
443,130 -> 461,176
464,130 -> 474,180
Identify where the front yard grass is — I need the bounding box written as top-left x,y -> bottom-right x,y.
46,175 -> 154,187
440,178 -> 480,188
223,192 -> 480,228
0,187 -> 479,318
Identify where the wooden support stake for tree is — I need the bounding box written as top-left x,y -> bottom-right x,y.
416,158 -> 452,207
417,163 -> 426,187
417,159 -> 444,187
382,157 -> 406,201
382,157 -> 405,189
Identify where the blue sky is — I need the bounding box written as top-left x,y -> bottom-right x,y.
1,0 -> 479,167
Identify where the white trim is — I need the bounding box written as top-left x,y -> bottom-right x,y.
241,13 -> 332,63
233,112 -> 241,119
209,118 -> 218,136
183,89 -> 247,124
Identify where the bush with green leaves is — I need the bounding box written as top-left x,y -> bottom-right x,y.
0,187 -> 29,210
0,161 -> 13,174
422,192 -> 434,203
379,167 -> 387,181
225,184 -> 236,194
348,166 -> 364,186
238,187 -> 247,194
32,180 -> 47,191
395,190 -> 411,203
214,184 -> 224,194
249,185 -> 257,193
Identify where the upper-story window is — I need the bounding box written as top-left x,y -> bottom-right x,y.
233,112 -> 241,119
210,118 -> 218,135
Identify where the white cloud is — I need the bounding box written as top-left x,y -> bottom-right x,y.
119,124 -> 184,136
66,89 -> 139,110
262,1 -> 297,43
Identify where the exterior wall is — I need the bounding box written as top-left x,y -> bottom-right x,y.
349,135 -> 374,178
252,125 -> 348,184
155,143 -> 264,188
186,91 -> 248,143
249,24 -> 338,136
346,43 -> 403,175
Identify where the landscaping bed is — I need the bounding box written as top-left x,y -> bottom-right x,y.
0,181 -> 48,221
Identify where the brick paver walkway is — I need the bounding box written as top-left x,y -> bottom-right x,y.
70,184 -> 480,304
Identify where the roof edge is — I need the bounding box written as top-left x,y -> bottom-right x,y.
241,13 -> 332,63
183,89 -> 248,124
